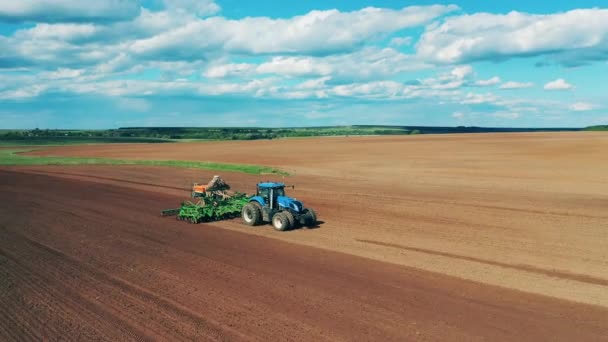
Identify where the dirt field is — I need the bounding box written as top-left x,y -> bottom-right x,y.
2,169 -> 608,341
2,132 -> 608,340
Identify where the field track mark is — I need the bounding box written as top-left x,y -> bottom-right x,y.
357,239 -> 608,287
312,189 -> 608,220
5,229 -> 247,342
16,169 -> 189,192
15,169 -> 608,220
0,242 -> 149,341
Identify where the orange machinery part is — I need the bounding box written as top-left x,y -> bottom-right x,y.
192,184 -> 206,193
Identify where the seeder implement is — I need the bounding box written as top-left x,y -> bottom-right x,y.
162,192 -> 249,224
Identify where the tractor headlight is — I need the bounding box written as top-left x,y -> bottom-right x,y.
290,202 -> 301,212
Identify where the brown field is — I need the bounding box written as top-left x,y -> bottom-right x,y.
2,132 -> 608,340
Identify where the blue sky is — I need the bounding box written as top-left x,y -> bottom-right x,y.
1,1 -> 607,128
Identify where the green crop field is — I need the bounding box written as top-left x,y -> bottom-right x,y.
584,125 -> 608,131
0,136 -> 173,146
0,149 -> 287,175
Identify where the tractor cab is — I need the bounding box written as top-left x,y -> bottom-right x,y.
255,182 -> 286,209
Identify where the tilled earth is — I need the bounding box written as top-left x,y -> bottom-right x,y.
22,132 -> 608,306
3,132 -> 608,340
1,170 -> 607,341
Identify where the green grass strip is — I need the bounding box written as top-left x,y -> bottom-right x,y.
0,137 -> 174,145
0,149 -> 288,176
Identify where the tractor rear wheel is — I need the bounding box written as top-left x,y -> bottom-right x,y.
303,208 -> 317,228
282,211 -> 295,230
272,212 -> 290,231
242,203 -> 261,226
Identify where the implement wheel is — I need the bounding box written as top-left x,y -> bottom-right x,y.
242,203 -> 261,226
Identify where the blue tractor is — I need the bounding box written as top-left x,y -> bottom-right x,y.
241,182 -> 317,231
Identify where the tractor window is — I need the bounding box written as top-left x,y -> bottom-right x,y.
258,188 -> 269,199
275,188 -> 285,197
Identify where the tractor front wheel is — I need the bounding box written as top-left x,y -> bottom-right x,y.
242,203 -> 261,226
302,208 -> 317,228
272,212 -> 290,231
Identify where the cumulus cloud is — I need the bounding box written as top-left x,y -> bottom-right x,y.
492,111 -> 520,119
40,68 -> 85,79
163,0 -> 220,17
2,7 -> 211,70
0,84 -> 47,100
461,92 -> 499,104
500,81 -> 534,89
416,9 -> 608,66
131,5 -> 458,57
419,65 -> 474,90
204,47 -> 430,81
53,77 -> 281,98
204,63 -> 255,78
569,102 -> 596,111
331,81 -> 404,98
475,76 -> 501,87
14,23 -> 100,42
0,2 -> 602,128
2,5 -> 452,71
450,65 -> 473,80
452,111 -> 464,119
0,0 -> 140,23
257,57 -> 333,77
544,78 -> 573,90
295,77 -> 332,90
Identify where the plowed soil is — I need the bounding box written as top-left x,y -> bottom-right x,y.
1,170 -> 607,341
3,132 -> 608,340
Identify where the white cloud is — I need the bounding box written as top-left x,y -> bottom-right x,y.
40,68 -> 85,79
0,1 -> 602,129
544,78 -> 573,90
492,112 -> 520,119
0,0 -> 140,23
429,80 -> 462,90
475,76 -> 501,87
452,111 -> 464,119
461,92 -> 498,104
295,77 -> 332,90
416,9 -> 608,66
163,0 -> 220,17
500,81 -> 534,89
331,81 -> 404,98
204,47 -> 430,81
57,77 -> 281,98
204,63 -> 255,78
0,84 -> 47,100
3,5 -> 448,73
14,23 -> 99,41
569,102 -> 596,111
419,65 -> 474,90
257,57 -> 333,77
131,5 -> 458,57
450,65 -> 473,80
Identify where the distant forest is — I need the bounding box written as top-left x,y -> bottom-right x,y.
0,125 -> 600,144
